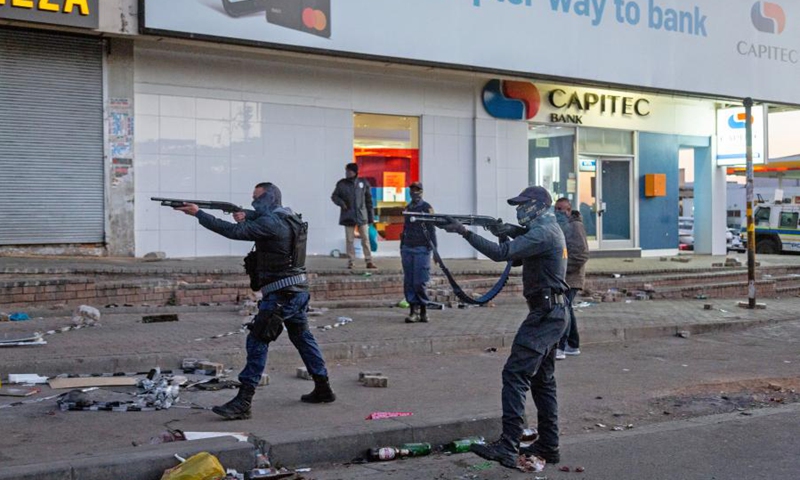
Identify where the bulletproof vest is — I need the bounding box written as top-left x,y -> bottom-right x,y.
244,212 -> 307,290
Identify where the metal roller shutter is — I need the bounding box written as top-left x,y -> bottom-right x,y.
0,28 -> 104,245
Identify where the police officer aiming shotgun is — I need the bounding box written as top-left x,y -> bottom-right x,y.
169,182 -> 335,420
436,185 -> 568,469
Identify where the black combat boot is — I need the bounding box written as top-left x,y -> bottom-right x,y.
419,304 -> 429,323
404,305 -> 420,323
301,375 -> 336,403
212,383 -> 255,420
470,433 -> 519,469
519,442 -> 560,464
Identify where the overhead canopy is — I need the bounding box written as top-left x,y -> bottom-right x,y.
727,154 -> 800,179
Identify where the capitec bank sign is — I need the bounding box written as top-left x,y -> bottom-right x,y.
738,1 -> 797,64
482,80 -> 651,127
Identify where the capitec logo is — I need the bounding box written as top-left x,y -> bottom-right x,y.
728,112 -> 753,129
482,80 -> 541,120
751,1 -> 786,34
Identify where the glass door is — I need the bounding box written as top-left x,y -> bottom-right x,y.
578,156 -> 633,250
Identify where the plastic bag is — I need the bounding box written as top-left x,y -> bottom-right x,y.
369,224 -> 379,252
160,452 -> 226,480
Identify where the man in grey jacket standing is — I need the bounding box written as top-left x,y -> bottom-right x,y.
331,163 -> 377,269
554,198 -> 589,359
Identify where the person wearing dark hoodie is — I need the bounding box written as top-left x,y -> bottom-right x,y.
173,182 -> 335,420
553,198 -> 589,360
331,162 -> 377,269
399,182 -> 436,323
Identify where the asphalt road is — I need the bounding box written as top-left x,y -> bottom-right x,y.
306,404 -> 800,480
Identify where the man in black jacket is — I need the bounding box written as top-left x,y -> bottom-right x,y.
554,198 -> 589,359
400,182 -> 436,323
173,182 -> 335,420
331,163 -> 377,269
438,186 -> 568,469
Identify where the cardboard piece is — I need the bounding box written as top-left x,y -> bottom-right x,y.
0,387 -> 40,397
48,377 -> 138,389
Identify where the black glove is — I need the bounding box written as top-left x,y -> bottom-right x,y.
488,222 -> 527,239
437,216 -> 467,235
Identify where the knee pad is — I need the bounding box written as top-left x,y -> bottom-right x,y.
285,322 -> 309,336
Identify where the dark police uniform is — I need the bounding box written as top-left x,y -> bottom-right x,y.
194,186 -> 333,418
400,197 -> 436,318
459,210 -> 568,457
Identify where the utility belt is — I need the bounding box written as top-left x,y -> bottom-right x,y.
261,274 -> 307,295
526,289 -> 566,312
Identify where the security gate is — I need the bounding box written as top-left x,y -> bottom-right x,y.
0,28 -> 104,245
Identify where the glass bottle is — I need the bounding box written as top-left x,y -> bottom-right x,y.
447,437 -> 485,453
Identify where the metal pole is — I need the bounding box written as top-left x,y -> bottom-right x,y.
744,98 -> 756,309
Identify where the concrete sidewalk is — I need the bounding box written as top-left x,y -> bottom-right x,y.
1,297 -> 796,377
1,297 -> 799,479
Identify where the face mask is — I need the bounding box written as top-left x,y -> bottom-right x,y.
555,210 -> 569,223
516,200 -> 548,226
410,191 -> 423,203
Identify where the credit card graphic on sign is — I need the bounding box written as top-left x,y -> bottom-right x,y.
266,0 -> 331,38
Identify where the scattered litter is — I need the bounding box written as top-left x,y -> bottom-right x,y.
447,437 -> 485,453
48,376 -> 138,390
9,312 -> 30,322
183,431 -> 249,442
248,467 -> 295,479
676,330 -> 691,338
623,259 -> 634,263
517,454 -> 545,472
259,374 -> 270,386
8,374 -> 49,385
626,424 -> 634,429
682,364 -> 689,368
595,423 -> 607,428
574,301 -> 593,308
0,333 -> 46,347
694,294 -> 708,300
161,452 -> 225,480
366,411 -> 413,420
147,430 -> 186,444
358,371 -> 382,381
295,468 -> 311,473
193,326 -> 248,342
612,426 -> 624,431
785,360 -> 792,364
576,466 -> 586,472
397,299 -> 410,308
0,387 -> 40,397
560,466 -> 571,472
611,273 -> 621,278
316,316 -> 354,331
485,347 -> 497,353
622,369 -> 630,372
296,367 -> 312,380
142,314 -> 179,324
0,312 -> 9,322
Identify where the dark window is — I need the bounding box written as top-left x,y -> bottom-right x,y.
779,212 -> 798,229
754,207 -> 771,226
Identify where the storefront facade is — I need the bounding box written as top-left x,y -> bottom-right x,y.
1,1 -> 797,258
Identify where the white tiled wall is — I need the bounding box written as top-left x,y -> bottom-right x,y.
133,46 -> 496,258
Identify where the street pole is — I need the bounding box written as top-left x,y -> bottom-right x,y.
744,97 -> 756,309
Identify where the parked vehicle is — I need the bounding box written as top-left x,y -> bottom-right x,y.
739,203 -> 800,254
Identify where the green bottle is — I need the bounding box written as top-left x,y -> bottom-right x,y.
398,443 -> 432,457
447,437 -> 485,454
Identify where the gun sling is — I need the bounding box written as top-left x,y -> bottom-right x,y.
422,228 -> 513,306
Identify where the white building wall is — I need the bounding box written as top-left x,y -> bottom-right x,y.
133,44 -> 481,258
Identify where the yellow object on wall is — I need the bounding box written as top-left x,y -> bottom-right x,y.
644,173 -> 666,197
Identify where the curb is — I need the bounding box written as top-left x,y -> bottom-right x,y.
0,437 -> 255,480
266,413 -> 501,467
